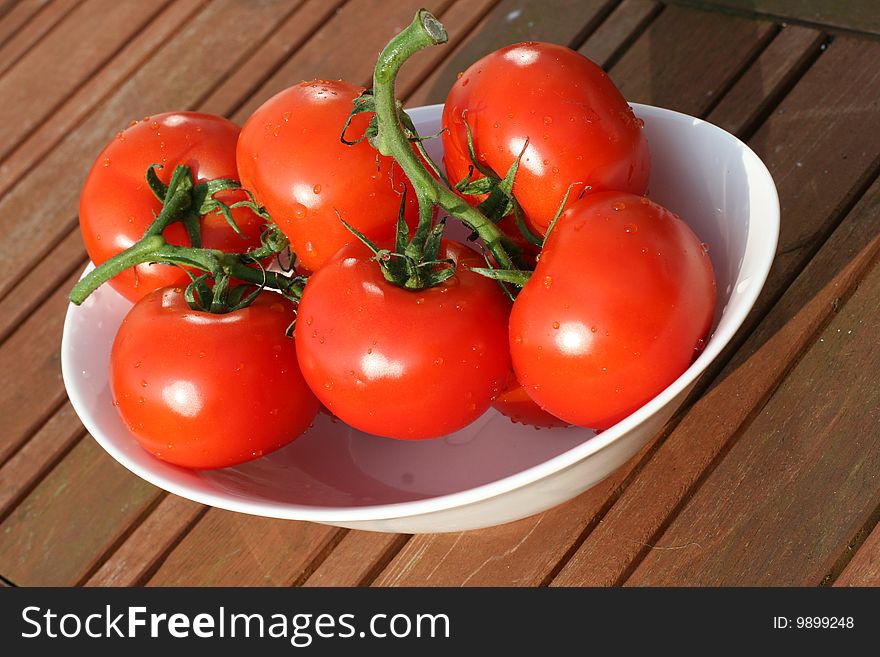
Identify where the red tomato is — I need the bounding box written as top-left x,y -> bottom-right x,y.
79,112 -> 266,302
110,287 -> 319,469
442,42 -> 649,236
236,80 -> 418,272
295,240 -> 512,439
492,376 -> 570,429
510,192 -> 716,430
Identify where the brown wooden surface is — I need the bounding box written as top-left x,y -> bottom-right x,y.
0,0 -> 878,588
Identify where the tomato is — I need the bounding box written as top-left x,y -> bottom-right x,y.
509,192 -> 716,430
492,376 -> 569,429
295,240 -> 511,439
110,287 -> 319,469
236,80 -> 419,272
79,112 -> 266,302
442,42 -> 649,236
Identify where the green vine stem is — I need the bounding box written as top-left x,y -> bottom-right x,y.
370,10 -> 518,271
69,235 -> 305,306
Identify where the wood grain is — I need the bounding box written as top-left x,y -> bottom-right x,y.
611,4 -> 775,116
0,0 -> 55,51
85,494 -> 205,586
0,0 -> 76,77
626,248 -> 880,585
0,0 -> 171,161
0,401 -> 85,519
146,510 -> 338,586
578,0 -> 662,69
553,175 -> 880,586
835,521 -> 880,586
0,268 -> 81,464
406,0 -> 616,106
303,532 -> 410,587
231,0 -> 455,122
0,438 -> 159,586
706,24 -> 824,137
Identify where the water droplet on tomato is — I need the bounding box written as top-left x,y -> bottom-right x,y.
434,357 -> 444,365
461,78 -> 470,87
514,335 -> 523,344
552,321 -> 560,329
695,338 -> 706,352
551,166 -> 559,174
590,326 -> 598,333
543,115 -> 553,125
457,71 -> 463,79
306,316 -> 313,326
102,158 -> 111,167
639,196 -> 650,205
283,111 -> 291,122
313,184 -> 321,194
543,275 -> 552,288
507,112 -> 514,119
199,351 -> 206,358
701,242 -> 710,254
150,121 -> 159,129
324,380 -> 334,390
140,379 -> 148,387
159,141 -> 165,149
625,223 -> 638,234
612,201 -> 626,211
138,397 -> 145,404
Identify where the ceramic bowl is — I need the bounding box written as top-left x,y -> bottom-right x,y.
61,103 -> 779,532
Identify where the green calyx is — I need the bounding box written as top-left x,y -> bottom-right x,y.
69,164 -> 302,313
340,191 -> 455,290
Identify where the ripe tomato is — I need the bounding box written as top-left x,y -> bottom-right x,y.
295,240 -> 511,439
110,287 -> 319,469
442,42 -> 650,236
79,112 -> 266,302
492,376 -> 569,428
510,192 -> 716,430
236,80 -> 419,272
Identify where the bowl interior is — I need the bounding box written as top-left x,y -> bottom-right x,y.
62,103 -> 777,521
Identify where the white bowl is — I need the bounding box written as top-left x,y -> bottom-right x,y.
61,103 -> 778,533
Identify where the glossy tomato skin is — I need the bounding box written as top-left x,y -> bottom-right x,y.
79,112 -> 266,302
110,287 -> 319,469
442,42 -> 650,236
510,192 -> 716,430
295,241 -> 512,439
236,80 -> 418,272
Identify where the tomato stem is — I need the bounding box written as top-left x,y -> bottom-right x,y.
69,236 -> 304,307
371,10 -> 518,271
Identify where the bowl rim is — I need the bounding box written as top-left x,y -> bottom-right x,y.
61,102 -> 780,523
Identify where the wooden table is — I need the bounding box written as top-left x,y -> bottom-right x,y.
0,0 -> 878,588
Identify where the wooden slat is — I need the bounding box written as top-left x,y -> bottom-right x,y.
231,0 -> 455,123
406,0 -> 616,107
749,37 -> 880,307
369,5 -> 789,587
0,0 -> 209,199
85,495 -> 205,586
0,269 -> 80,464
0,228 -> 85,346
374,443 -> 654,586
0,0 -> 303,301
0,402 -> 84,518
578,0 -> 662,69
0,0 -> 75,77
146,510 -> 338,586
303,532 -> 410,587
625,247 -> 880,585
0,439 -> 159,586
0,0 -> 171,161
835,521 -> 880,587
671,0 -> 880,36
198,0 -> 343,117
0,0 -> 53,47
707,24 -> 824,137
611,5 -> 775,116
553,173 -> 880,586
